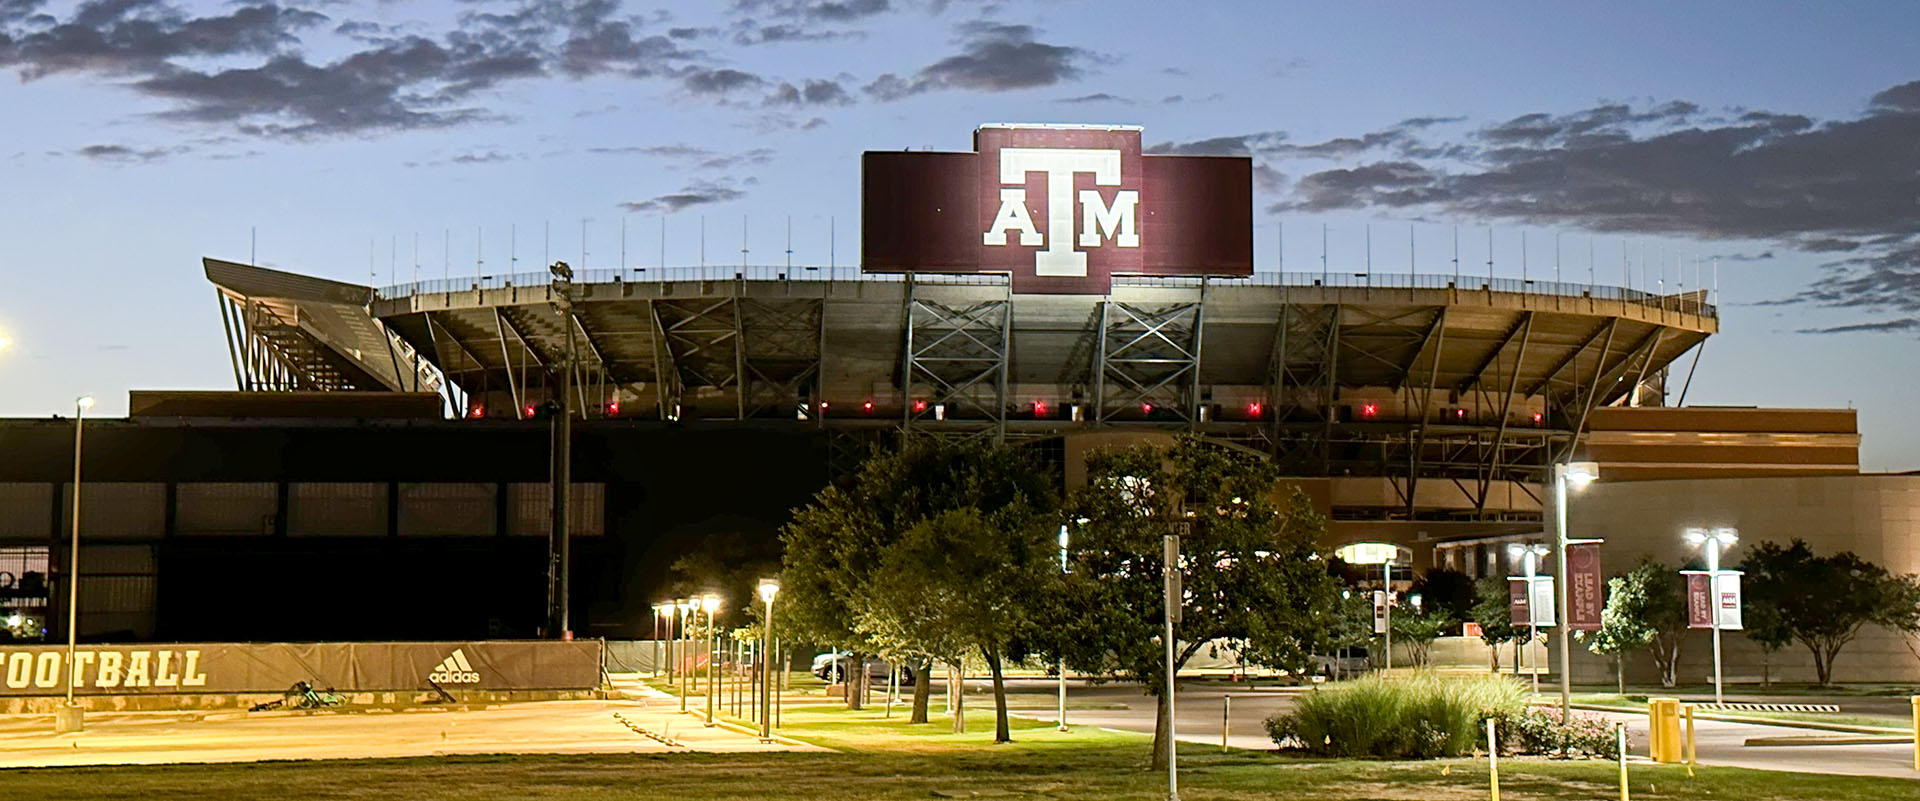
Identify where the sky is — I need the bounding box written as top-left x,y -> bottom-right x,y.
1,0 -> 1917,469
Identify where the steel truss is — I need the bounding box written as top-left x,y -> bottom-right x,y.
901,281 -> 1011,442
1093,290 -> 1205,426
216,289 -> 445,398
1270,302 -> 1338,474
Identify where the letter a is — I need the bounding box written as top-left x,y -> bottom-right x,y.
983,189 -> 1043,247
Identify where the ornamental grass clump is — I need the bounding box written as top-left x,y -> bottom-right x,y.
1264,672 -> 1527,758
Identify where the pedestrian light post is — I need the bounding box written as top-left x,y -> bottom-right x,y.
677,598 -> 694,711
758,578 -> 780,740
1163,527 -> 1185,801
56,394 -> 93,735
1508,542 -> 1551,695
1056,522 -> 1071,732
1685,527 -> 1739,704
702,594 -> 721,725
652,603 -> 670,683
1551,460 -> 1599,720
1335,542 -> 1402,671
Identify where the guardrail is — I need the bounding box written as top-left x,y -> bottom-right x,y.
374,266 -> 1716,318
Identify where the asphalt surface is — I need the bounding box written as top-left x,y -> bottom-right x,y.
991,678 -> 1920,780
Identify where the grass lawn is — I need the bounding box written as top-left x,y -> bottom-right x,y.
3,694 -> 1916,799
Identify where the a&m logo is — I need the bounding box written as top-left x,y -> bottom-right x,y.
976,125 -> 1145,293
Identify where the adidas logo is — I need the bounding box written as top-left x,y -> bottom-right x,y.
429,649 -> 481,684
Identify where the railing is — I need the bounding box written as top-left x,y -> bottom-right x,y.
373,266 -> 1716,318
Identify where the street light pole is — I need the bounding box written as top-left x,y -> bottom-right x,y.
1382,560 -> 1393,672
1057,523 -> 1069,732
702,594 -> 720,725
57,395 -> 93,734
1163,532 -> 1183,801
1552,461 -> 1598,721
759,578 -> 779,740
677,598 -> 692,712
1688,527 -> 1738,705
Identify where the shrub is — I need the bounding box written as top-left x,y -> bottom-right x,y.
1263,672 -> 1527,758
1493,707 -> 1621,759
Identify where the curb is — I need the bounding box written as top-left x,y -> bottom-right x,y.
1566,702 -> 1909,736
682,708 -> 812,748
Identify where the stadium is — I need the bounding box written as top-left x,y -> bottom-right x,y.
19,124 -> 1910,686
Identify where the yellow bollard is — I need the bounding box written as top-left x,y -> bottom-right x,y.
1647,698 -> 1682,763
1911,696 -> 1918,772
1487,717 -> 1500,801
1684,703 -> 1697,766
1617,723 -> 1629,801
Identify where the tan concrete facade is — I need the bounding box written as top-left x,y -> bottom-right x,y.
1562,473 -> 1920,684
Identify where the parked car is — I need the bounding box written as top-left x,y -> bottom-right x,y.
811,652 -> 917,686
1311,648 -> 1370,677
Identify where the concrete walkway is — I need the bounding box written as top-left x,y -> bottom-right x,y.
0,694 -> 818,768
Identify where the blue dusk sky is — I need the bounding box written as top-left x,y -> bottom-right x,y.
1,1 -> 1917,469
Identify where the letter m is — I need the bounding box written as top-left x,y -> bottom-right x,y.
1078,190 -> 1140,248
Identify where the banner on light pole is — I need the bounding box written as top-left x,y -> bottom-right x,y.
1568,542 -> 1604,631
1507,576 -> 1555,627
1684,570 -> 1743,630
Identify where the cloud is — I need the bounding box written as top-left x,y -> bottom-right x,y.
730,0 -> 891,22
681,66 -> 764,95
0,1 -> 328,79
618,179 -> 746,213
450,150 -> 516,164
1796,318 -> 1920,335
1258,81 -> 1920,326
864,22 -> 1094,101
1058,92 -> 1127,104
73,143 -> 178,162
586,144 -> 774,171
763,77 -> 852,106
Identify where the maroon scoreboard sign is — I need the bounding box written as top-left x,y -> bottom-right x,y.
862,124 -> 1253,294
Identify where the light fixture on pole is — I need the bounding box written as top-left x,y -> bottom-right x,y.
758,578 -> 780,740
676,598 -> 694,711
1056,522 -> 1072,732
1335,542 -> 1404,671
701,594 -> 721,725
1684,527 -> 1739,704
652,604 -> 668,682
1552,460 -> 1598,721
55,395 -> 93,735
1508,542 -> 1551,695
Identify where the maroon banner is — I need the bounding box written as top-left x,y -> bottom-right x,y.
1508,578 -> 1530,626
0,640 -> 602,696
1568,543 -> 1604,631
1686,573 -> 1714,629
862,124 -> 1252,295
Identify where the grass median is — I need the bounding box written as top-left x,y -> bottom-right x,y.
2,692 -> 1915,799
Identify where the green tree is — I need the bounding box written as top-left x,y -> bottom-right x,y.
1597,559 -> 1688,688
778,439 -> 1054,717
1742,598 -> 1794,687
863,505 -> 1055,742
1739,539 -> 1920,687
1469,577 -> 1524,674
1390,600 -> 1453,667
1582,572 -> 1659,693
1053,439 -> 1344,770
1411,568 -> 1478,623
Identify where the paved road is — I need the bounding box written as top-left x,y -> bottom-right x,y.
992,678 -> 1920,780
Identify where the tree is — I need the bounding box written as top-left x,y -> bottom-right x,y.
1053,439 -> 1345,770
1469,577 -> 1524,674
1411,568 -> 1478,623
1583,572 -> 1659,693
1597,559 -> 1688,688
1742,597 -> 1794,687
1390,601 -> 1452,667
863,504 -> 1055,742
1739,539 -> 1920,687
778,439 -> 1055,717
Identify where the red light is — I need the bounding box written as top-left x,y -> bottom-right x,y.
1361,403 -> 1377,417
1248,402 -> 1262,416
607,402 -> 620,416
470,406 -> 484,418
862,400 -> 874,413
1033,400 -> 1047,416
1142,402 -> 1153,413
1533,412 -> 1544,423
1455,408 -> 1466,418
819,401 -> 829,412
525,405 -> 535,417
912,399 -> 927,412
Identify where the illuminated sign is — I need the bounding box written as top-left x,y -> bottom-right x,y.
862,124 -> 1252,295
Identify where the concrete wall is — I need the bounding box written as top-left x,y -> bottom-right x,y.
1562,473 -> 1920,684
